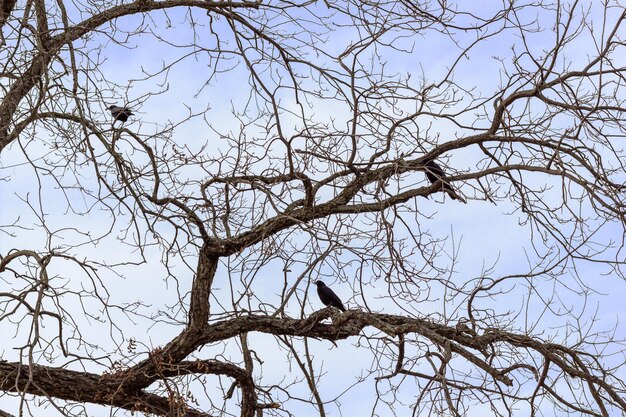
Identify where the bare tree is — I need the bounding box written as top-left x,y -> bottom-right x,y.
1,1 -> 625,416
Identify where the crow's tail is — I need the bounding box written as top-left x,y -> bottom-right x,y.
444,185 -> 467,204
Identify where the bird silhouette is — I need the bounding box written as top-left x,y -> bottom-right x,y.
424,160 -> 465,203
315,280 -> 346,311
108,105 -> 133,123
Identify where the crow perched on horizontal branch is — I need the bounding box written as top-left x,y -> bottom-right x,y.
315,280 -> 346,311
108,105 -> 133,123
424,159 -> 466,203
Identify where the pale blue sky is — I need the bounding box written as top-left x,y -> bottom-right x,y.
1,1 -> 625,416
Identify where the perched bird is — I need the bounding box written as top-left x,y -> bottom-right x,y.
315,280 -> 346,312
424,159 -> 465,203
108,105 -> 133,123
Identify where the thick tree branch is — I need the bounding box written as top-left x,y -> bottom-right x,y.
0,361 -> 213,417
1,308 -> 622,415
0,0 -> 260,153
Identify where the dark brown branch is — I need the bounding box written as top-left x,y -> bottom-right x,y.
0,0 -> 260,153
1,309 -> 621,415
0,0 -> 17,30
0,362 -> 213,417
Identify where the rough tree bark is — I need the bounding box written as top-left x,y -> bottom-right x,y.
0,1 -> 625,416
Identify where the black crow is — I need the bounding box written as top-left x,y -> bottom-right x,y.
424,160 -> 465,202
108,105 -> 133,123
315,280 -> 346,311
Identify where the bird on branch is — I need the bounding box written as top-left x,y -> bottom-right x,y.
108,105 -> 134,123
424,159 -> 466,203
315,280 -> 346,312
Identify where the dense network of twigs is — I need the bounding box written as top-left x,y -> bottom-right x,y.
0,1 -> 625,416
